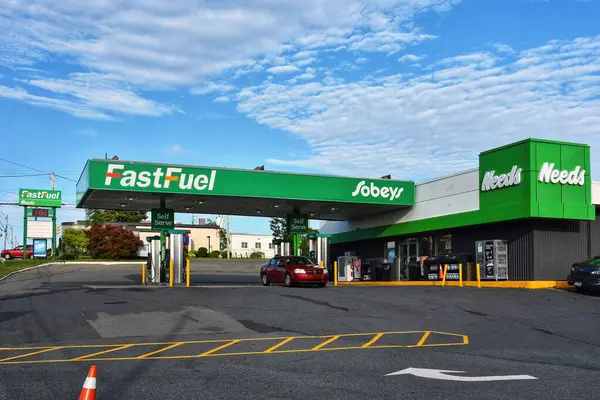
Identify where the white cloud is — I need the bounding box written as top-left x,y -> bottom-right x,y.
356,57 -> 369,64
236,35 -> 600,181
398,54 -> 425,63
190,81 -> 236,95
213,96 -> 230,102
267,65 -> 301,74
292,51 -> 318,60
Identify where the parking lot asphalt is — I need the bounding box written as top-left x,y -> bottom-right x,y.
1,261 -> 600,399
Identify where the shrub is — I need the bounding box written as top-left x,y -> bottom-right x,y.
220,250 -> 230,258
87,224 -> 143,260
188,252 -> 197,258
196,247 -> 208,257
249,251 -> 265,260
209,250 -> 221,258
61,252 -> 78,260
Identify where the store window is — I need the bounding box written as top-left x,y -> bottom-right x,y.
255,242 -> 261,249
241,242 -> 248,248
385,241 -> 396,262
435,235 -> 452,256
419,236 -> 434,257
268,243 -> 273,249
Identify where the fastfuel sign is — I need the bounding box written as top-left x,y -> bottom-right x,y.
105,164 -> 217,192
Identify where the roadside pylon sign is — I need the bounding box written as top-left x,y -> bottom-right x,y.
78,365 -> 97,400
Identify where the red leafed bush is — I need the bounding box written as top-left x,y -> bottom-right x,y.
87,224 -> 142,260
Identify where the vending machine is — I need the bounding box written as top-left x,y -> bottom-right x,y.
336,255 -> 357,282
475,240 -> 508,280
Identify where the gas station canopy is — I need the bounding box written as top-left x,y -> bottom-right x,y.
76,159 -> 415,220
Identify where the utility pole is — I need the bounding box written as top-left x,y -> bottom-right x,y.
51,172 -> 56,190
3,214 -> 7,250
226,215 -> 231,259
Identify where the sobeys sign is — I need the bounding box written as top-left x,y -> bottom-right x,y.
18,188 -> 62,207
481,165 -> 522,192
81,161 -> 415,206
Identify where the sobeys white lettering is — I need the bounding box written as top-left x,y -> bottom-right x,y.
481,165 -> 522,192
105,164 -> 217,192
351,180 -> 404,201
538,162 -> 585,185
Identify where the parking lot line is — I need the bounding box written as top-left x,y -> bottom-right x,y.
72,344 -> 134,361
264,337 -> 295,353
137,342 -> 184,359
362,333 -> 383,348
312,335 -> 340,350
0,330 -> 469,365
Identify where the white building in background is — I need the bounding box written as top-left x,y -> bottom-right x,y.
229,233 -> 275,258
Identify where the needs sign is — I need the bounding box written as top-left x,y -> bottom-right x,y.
19,189 -> 62,208
151,208 -> 174,230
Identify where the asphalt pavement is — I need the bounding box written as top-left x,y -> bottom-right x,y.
1,260 -> 600,399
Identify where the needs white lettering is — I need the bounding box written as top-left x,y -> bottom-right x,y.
481,165 -> 522,192
538,162 -> 585,185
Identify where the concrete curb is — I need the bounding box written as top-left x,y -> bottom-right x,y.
337,280 -> 571,289
0,261 -> 142,282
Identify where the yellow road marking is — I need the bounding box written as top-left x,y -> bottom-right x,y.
0,330 -> 469,365
0,347 -> 63,363
72,344 -> 134,361
201,340 -> 240,356
312,335 -> 340,350
265,337 -> 295,353
416,331 -> 431,346
137,342 -> 184,359
361,333 -> 383,348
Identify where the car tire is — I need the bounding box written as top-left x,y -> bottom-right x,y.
3,254 -> 10,260
318,283 -> 326,288
284,273 -> 293,287
29,254 -> 34,259
575,286 -> 587,293
261,273 -> 270,286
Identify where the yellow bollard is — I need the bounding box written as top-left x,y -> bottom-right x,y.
169,259 -> 174,288
476,263 -> 481,288
186,258 -> 191,287
459,263 -> 463,287
319,260 -> 324,267
334,261 -> 338,286
441,264 -> 448,286
142,263 -> 146,285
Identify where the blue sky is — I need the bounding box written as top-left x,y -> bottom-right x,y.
1,0 -> 599,245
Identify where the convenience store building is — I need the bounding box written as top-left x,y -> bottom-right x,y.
321,138 -> 600,281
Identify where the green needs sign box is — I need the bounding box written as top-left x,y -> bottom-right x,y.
19,189 -> 62,208
478,138 -> 594,221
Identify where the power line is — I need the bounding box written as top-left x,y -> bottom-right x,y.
0,173 -> 49,178
0,158 -> 77,183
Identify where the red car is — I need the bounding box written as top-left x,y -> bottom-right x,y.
1,245 -> 34,260
261,256 -> 329,287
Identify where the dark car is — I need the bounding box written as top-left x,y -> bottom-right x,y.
260,256 -> 329,287
567,256 -> 600,292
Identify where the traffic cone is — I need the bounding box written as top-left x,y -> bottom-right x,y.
78,365 -> 97,400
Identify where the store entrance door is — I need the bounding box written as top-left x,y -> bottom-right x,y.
399,238 -> 419,280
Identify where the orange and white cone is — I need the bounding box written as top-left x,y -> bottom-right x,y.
78,365 -> 97,400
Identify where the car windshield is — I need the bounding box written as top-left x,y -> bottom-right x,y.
285,257 -> 315,266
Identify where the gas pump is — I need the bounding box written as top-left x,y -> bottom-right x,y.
147,236 -> 161,284
307,233 -> 318,264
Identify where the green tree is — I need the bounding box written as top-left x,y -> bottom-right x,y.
269,217 -> 292,242
62,228 -> 89,258
219,228 -> 227,250
85,209 -> 147,225
300,227 -> 319,257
